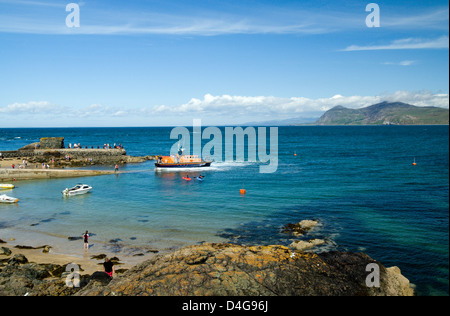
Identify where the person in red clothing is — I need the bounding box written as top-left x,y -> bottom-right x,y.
103,258 -> 115,277
83,230 -> 90,252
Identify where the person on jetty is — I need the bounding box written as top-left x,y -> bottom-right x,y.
103,258 -> 115,277
83,230 -> 90,252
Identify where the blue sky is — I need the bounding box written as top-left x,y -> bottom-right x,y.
0,0 -> 448,127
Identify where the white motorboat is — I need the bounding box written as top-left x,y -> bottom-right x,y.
62,184 -> 92,196
0,194 -> 18,203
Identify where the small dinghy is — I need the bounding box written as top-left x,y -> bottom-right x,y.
0,184 -> 15,190
62,184 -> 92,196
0,194 -> 18,203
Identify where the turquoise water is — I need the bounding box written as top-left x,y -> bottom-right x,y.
0,126 -> 448,295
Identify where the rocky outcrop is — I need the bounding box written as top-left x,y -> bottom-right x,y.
76,243 -> 413,296
282,219 -> 319,236
39,137 -> 65,149
0,243 -> 414,296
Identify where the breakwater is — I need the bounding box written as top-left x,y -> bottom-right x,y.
0,136 -> 155,166
0,168 -> 122,181
1,148 -> 126,160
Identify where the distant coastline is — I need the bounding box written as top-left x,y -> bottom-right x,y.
315,102 -> 449,126
244,101 -> 449,126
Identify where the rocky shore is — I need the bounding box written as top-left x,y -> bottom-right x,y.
0,241 -> 414,296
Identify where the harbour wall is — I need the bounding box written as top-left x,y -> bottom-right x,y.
0,148 -> 127,160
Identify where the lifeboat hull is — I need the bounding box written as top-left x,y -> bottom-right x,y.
155,162 -> 211,168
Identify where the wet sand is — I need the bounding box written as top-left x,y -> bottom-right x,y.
1,230 -> 160,276
2,243 -> 104,275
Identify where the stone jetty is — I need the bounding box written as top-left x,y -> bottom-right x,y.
0,137 -> 155,181
0,168 -> 122,181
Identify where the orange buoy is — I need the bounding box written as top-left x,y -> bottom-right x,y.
412,162 -> 417,166
240,189 -> 246,194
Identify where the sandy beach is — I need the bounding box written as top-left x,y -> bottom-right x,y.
0,232 -> 159,276
1,241 -> 103,275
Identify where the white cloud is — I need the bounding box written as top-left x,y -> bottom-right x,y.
342,36 -> 449,51
0,101 -> 62,114
149,91 -> 449,117
0,0 -> 65,8
382,60 -> 417,66
383,7 -> 449,30
1,3 -> 447,36
2,91 -> 447,124
0,15 -> 326,36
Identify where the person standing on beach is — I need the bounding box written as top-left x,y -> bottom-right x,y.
115,164 -> 119,172
83,230 -> 90,252
103,258 -> 115,277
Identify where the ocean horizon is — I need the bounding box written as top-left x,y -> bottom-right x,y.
1,125 -> 449,296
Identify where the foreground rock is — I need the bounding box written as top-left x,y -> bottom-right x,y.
290,239 -> 326,251
0,243 -> 414,296
76,243 -> 413,296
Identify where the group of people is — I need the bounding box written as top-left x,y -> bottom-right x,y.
10,161 -> 52,169
103,143 -> 123,149
83,230 -> 115,278
67,143 -> 124,150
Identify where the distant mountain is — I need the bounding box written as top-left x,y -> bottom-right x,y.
316,102 -> 449,125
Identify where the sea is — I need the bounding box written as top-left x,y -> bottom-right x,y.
0,126 -> 448,296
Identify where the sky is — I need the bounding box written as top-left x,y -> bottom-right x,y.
0,0 -> 448,127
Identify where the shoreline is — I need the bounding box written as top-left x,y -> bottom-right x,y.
0,228 -> 162,276
0,167 -> 127,182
